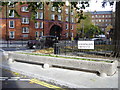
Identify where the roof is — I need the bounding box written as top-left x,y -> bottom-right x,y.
90,11 -> 112,15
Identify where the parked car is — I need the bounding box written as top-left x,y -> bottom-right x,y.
27,36 -> 57,49
91,38 -> 106,45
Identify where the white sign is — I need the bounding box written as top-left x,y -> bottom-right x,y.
78,41 -> 94,49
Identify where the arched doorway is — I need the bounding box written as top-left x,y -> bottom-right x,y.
50,25 -> 62,40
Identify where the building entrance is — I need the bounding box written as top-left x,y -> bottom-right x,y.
50,25 -> 62,40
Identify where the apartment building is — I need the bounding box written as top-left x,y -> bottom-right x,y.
90,11 -> 115,33
0,2 -> 77,40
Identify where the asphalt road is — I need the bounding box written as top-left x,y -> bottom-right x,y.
1,68 -> 57,89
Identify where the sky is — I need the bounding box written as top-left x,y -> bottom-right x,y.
82,0 -> 116,12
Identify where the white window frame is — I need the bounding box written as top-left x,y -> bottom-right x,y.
65,8 -> 69,14
22,27 -> 29,33
9,31 -> 15,39
40,22 -> 43,29
58,8 -> 62,13
71,11 -> 73,15
51,7 -> 55,11
58,15 -> 61,20
71,25 -> 74,30
21,6 -> 29,12
66,33 -> 68,38
71,32 -> 74,37
40,12 -> 43,19
35,22 -> 39,29
9,20 -> 15,28
9,10 -> 14,17
51,14 -> 55,20
35,31 -> 39,37
71,18 -> 74,22
22,17 -> 29,24
66,17 -> 69,22
66,24 -> 68,30
40,32 -> 43,36
39,4 -> 43,9
35,12 -> 39,19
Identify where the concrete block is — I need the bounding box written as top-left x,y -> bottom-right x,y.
8,52 -> 118,76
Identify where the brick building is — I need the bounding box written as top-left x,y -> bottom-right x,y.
90,11 -> 115,33
0,2 -> 77,40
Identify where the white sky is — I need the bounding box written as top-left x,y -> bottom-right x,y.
82,0 -> 116,12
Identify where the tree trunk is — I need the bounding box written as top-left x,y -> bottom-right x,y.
112,1 -> 120,57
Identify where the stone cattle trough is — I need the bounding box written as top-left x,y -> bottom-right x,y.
8,52 -> 118,77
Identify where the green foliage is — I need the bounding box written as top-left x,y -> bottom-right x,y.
77,12 -> 103,38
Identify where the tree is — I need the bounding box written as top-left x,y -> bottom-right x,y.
112,1 -> 120,57
77,12 -> 102,38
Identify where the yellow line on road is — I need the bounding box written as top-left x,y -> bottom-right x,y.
29,79 -> 65,90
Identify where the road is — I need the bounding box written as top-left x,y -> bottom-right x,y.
0,49 -> 63,89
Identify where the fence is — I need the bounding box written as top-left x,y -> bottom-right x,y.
0,40 -> 28,48
56,40 -> 119,59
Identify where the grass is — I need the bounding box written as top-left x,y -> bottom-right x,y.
17,52 -> 113,63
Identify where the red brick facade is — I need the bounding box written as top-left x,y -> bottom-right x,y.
0,2 -> 77,40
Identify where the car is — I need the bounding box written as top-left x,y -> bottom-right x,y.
27,36 -> 57,49
91,38 -> 106,45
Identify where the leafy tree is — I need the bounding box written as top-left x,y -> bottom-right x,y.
77,12 -> 102,38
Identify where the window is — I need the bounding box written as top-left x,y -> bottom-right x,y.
66,17 -> 68,22
71,11 -> 73,15
102,19 -> 104,22
22,27 -> 29,33
109,19 -> 111,22
9,10 -> 14,17
8,3 -> 15,8
51,7 -> 55,11
92,20 -> 94,22
71,18 -> 74,22
35,31 -> 39,37
99,19 -> 101,22
40,32 -> 43,36
51,14 -> 55,20
35,22 -> 39,29
105,19 -> 108,22
40,12 -> 43,19
21,6 -> 29,12
95,15 -> 97,18
65,8 -> 69,14
35,12 -> 39,19
23,34 -> 28,37
39,4 -> 43,9
58,15 -> 61,20
40,22 -> 43,28
66,33 -> 68,38
9,21 -> 14,28
58,8 -> 62,13
102,15 -> 104,18
71,25 -> 74,30
109,15 -> 111,18
71,33 -> 74,37
66,24 -> 68,30
9,31 -> 15,39
96,19 -> 98,22
22,17 -> 29,24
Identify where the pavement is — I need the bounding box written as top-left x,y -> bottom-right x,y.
0,49 -> 119,89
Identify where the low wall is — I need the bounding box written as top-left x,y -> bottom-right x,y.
8,52 -> 118,77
